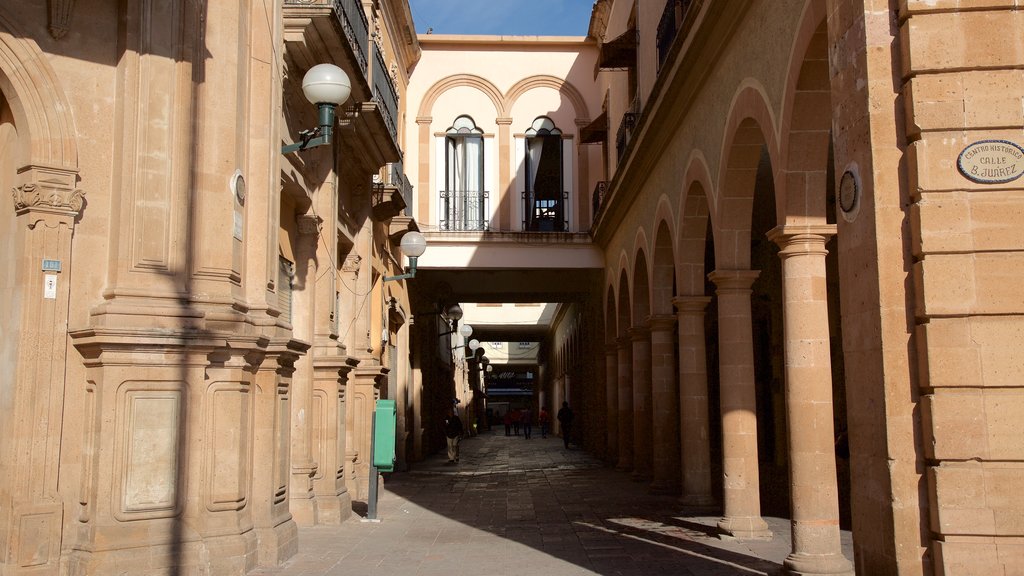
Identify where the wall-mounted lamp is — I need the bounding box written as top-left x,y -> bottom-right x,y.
468,338 -> 480,352
383,231 -> 427,282
282,64 -> 352,154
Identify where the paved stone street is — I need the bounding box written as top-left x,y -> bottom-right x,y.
251,431 -> 854,576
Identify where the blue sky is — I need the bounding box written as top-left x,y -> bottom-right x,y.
408,0 -> 593,36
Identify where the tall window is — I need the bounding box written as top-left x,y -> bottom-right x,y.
443,115 -> 487,231
524,117 -> 565,232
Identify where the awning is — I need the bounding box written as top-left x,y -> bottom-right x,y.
598,27 -> 637,69
579,111 -> 608,144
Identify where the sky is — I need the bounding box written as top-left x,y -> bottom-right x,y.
408,0 -> 594,37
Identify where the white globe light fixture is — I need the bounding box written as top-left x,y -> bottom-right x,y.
283,63 -> 352,153
384,231 -> 428,282
447,304 -> 464,322
459,324 -> 474,339
468,339 -> 480,352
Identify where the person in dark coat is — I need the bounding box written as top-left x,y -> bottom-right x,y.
556,401 -> 574,449
444,408 -> 464,464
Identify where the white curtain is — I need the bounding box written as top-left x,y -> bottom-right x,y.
527,137 -> 544,226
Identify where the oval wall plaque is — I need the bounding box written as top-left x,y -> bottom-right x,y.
957,140 -> 1024,184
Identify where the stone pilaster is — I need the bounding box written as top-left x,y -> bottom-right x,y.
604,342 -> 619,464
67,334 -> 268,575
629,326 -> 653,480
709,269 -> 771,540
3,166 -> 81,575
288,214 -> 322,525
672,295 -> 716,507
251,339 -> 306,566
497,117 -> 513,231
346,365 -> 388,500
769,225 -> 853,576
308,353 -> 358,524
615,336 -> 634,471
648,315 -> 680,494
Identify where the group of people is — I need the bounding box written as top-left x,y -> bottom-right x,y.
444,401 -> 575,465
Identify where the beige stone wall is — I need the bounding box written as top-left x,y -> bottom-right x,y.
899,1 -> 1024,572
0,0 -> 420,573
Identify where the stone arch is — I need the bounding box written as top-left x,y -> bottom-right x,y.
504,75 -> 591,121
651,197 -> 676,316
777,1 -> 831,224
0,8 -> 79,171
631,235 -> 651,326
416,74 -> 506,119
615,255 -> 631,340
679,154 -> 714,295
714,82 -> 779,269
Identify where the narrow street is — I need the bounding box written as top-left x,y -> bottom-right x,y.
251,431 -> 853,576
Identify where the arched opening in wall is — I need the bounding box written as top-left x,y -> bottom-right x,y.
631,251 -> 653,480
651,222 -> 680,493
523,117 -> 566,232
824,136 -> 850,529
443,115 -> 486,231
703,218 -> 723,505
749,145 -> 788,518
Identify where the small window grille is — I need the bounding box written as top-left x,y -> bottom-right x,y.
278,257 -> 295,323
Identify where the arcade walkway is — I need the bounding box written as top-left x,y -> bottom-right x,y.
251,431 -> 854,576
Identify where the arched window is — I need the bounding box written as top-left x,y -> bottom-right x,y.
524,117 -> 565,232
443,115 -> 487,231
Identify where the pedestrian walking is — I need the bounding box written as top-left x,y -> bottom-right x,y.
512,408 -> 521,436
557,401 -> 574,449
503,410 -> 512,436
522,408 -> 532,439
444,408 -> 463,464
538,407 -> 551,438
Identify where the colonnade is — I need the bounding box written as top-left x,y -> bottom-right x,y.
604,225 -> 852,575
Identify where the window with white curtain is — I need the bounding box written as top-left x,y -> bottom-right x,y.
442,115 -> 487,231
524,117 -> 565,232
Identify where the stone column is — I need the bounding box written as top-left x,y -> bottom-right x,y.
605,342 -> 619,464
648,315 -> 680,494
630,326 -> 653,480
769,226 -> 853,575
288,214 -> 321,525
709,269 -> 771,539
673,296 -> 716,506
615,336 -> 634,471
346,366 -> 387,500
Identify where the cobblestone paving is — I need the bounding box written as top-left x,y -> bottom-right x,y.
250,431 -> 854,576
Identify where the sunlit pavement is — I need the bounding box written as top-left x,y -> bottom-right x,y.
250,431 -> 854,576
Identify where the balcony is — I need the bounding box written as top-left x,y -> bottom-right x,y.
373,160 -> 414,222
284,0 -> 401,167
371,43 -> 399,143
615,95 -> 640,161
439,191 -> 490,232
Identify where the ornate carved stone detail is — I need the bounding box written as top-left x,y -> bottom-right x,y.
13,182 -> 84,214
296,214 -> 322,236
49,0 -> 76,39
342,254 -> 362,273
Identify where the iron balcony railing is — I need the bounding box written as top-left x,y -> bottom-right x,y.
523,193 -> 568,232
335,0 -> 368,76
657,0 -> 696,71
371,43 -> 399,142
385,161 -> 414,216
439,190 -> 490,231
615,95 -> 641,161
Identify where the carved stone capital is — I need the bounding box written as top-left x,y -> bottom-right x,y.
296,214 -> 322,236
12,181 -> 84,215
49,0 -> 76,39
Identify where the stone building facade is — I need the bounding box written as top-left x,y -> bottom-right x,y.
0,0 -> 421,573
550,0 -> 1024,574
